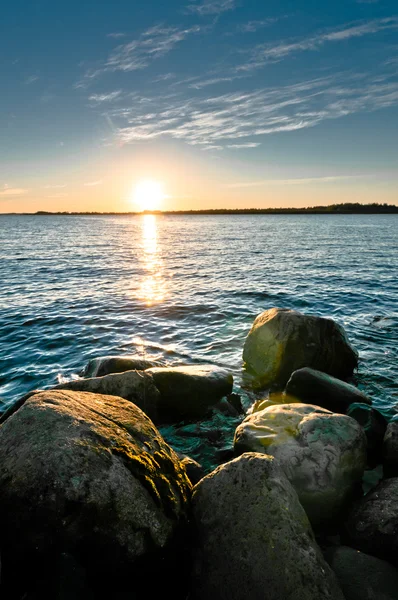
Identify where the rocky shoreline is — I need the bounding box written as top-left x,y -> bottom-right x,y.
0,307 -> 398,599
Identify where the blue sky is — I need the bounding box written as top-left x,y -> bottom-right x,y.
1,0 -> 398,211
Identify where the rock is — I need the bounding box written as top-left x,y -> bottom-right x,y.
226,393 -> 244,414
250,391 -> 300,413
191,453 -> 344,600
383,419 -> 398,477
0,390 -> 191,598
180,456 -> 205,486
347,403 -> 387,466
234,403 -> 366,527
243,308 -> 358,388
145,365 -> 233,420
285,367 -> 371,413
55,370 -> 161,422
81,355 -> 159,378
344,478 -> 398,565
324,545 -> 398,600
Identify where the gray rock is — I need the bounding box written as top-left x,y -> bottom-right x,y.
383,420 -> 398,477
55,369 -> 161,422
286,367 -> 371,413
0,390 -> 191,596
191,453 -> 344,600
81,355 -> 159,378
344,478 -> 398,565
324,545 -> 398,600
243,308 -> 358,388
146,365 -> 233,420
234,403 -> 367,527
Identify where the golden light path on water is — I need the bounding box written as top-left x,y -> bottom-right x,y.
137,214 -> 166,306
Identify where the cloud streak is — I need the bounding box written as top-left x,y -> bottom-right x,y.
226,175 -> 363,188
239,17 -> 398,70
84,180 -> 103,186
0,187 -> 28,196
107,68 -> 398,149
81,24 -> 202,84
186,0 -> 237,16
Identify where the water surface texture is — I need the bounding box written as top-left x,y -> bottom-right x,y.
1,214 -> 397,427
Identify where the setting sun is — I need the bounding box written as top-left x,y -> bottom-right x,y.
133,180 -> 165,212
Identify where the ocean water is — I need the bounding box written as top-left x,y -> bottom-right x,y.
1,214 -> 397,468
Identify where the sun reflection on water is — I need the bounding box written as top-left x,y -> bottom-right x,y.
138,214 -> 166,305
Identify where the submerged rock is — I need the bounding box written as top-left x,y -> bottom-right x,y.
0,390 -> 191,598
324,545 -> 398,600
81,355 -> 159,378
55,369 -> 161,422
285,367 -> 371,413
243,308 -> 358,388
145,365 -> 233,420
344,478 -> 398,565
191,453 -> 344,600
234,403 -> 366,527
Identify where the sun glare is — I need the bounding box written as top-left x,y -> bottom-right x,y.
133,180 -> 165,211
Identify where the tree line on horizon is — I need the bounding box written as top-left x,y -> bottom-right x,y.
10,202 -> 398,216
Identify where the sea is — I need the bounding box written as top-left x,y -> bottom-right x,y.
1,213 -> 397,470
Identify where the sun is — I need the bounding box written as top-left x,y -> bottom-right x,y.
133,180 -> 165,211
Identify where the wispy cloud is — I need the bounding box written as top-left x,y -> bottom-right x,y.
107,32 -> 126,38
226,142 -> 261,148
80,24 -> 202,84
44,184 -> 67,189
89,91 -> 122,103
0,186 -> 29,196
239,17 -> 398,70
25,75 -> 39,85
186,0 -> 237,16
84,180 -> 103,186
238,18 -> 280,33
226,175 -> 362,188
108,68 -> 398,149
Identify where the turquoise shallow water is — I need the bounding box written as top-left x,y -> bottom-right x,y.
0,213 -> 397,467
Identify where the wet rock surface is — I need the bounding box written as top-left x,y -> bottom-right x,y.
285,367 -> 371,413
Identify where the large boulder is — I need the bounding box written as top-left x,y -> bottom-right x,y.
285,367 -> 371,413
81,355 -> 160,378
344,478 -> 398,565
243,308 -> 358,388
324,545 -> 398,600
383,419 -> 398,477
0,390 -> 192,598
234,403 -> 366,527
145,365 -> 233,420
191,453 -> 344,600
55,369 -> 161,422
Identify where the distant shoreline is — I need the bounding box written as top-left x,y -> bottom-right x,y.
2,203 -> 398,216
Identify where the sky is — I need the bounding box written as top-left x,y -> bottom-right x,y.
1,0 -> 398,212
